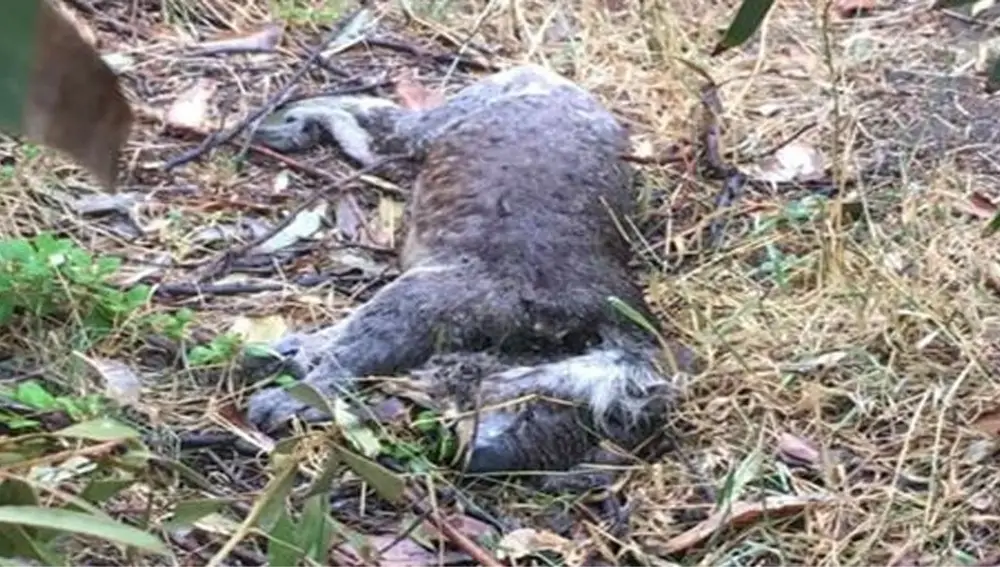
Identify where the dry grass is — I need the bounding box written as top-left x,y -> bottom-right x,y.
3,0 -> 1000,564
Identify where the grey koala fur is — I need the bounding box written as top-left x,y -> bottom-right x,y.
245,64 -> 695,475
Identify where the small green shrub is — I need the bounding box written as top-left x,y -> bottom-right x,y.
0,234 -> 151,345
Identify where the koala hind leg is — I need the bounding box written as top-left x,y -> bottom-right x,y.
444,340 -> 678,475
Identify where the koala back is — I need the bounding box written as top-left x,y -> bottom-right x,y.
396,66 -> 652,343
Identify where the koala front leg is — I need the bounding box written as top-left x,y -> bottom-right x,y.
251,95 -> 405,164
246,264 -> 483,433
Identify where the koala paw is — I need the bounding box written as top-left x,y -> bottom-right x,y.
246,383 -> 329,434
459,404 -> 595,474
253,108 -> 324,152
241,326 -> 342,382
462,411 -> 525,474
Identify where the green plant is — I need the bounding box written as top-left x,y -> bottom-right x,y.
0,380 -> 107,431
186,332 -> 245,367
0,234 -> 152,345
380,409 -> 458,473
0,418 -> 170,563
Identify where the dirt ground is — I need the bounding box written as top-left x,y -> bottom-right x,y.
4,0 -> 1000,565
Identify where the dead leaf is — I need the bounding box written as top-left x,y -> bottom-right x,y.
272,169 -> 291,193
190,219 -> 272,246
368,196 -> 405,247
753,103 -> 783,117
969,492 -> 994,512
964,438 -> 998,463
192,23 -> 284,55
70,192 -> 142,216
496,528 -> 573,561
395,72 -> 446,110
75,354 -> 142,407
661,494 -> 834,554
972,408 -> 1000,437
165,79 -> 217,131
320,7 -> 375,60
955,191 -> 998,220
744,142 -> 825,183
334,193 -> 365,241
213,403 -> 276,453
780,351 -> 848,373
835,0 -> 875,17
328,248 -> 392,278
366,534 -> 466,567
776,432 -> 821,465
229,315 -> 288,345
628,135 -> 656,160
972,0 -> 997,17
101,52 -> 135,74
976,39 -> 1000,74
22,0 -> 134,189
253,203 -> 327,254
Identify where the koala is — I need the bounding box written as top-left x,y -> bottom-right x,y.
244,64 -> 696,475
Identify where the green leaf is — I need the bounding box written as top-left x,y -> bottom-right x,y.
983,205 -> 1000,236
165,498 -> 238,530
300,492 -> 334,563
54,417 -> 141,442
0,238 -> 33,262
711,0 -> 777,56
13,380 -> 57,410
333,446 -> 404,503
607,296 -> 663,341
0,506 -> 169,556
718,449 -> 763,509
265,509 -> 304,567
79,478 -> 136,506
286,381 -> 337,418
0,478 -> 39,508
0,523 -> 63,565
254,459 -> 299,532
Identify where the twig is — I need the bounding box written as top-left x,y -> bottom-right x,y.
151,269 -> 386,299
163,5 -> 371,170
940,8 -> 1000,33
696,82 -> 747,246
749,122 -> 817,161
364,36 -> 498,72
405,487 -> 503,567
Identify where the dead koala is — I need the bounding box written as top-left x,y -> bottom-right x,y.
244,64 -> 695,475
